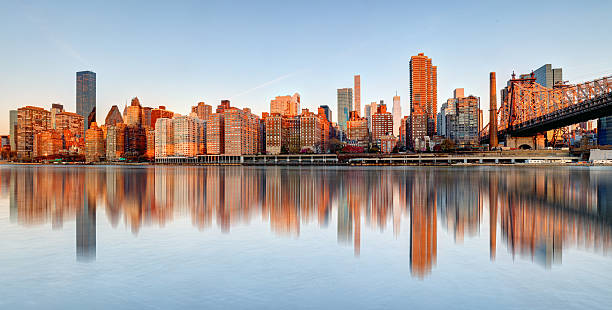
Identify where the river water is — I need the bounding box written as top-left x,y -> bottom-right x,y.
1,165 -> 611,309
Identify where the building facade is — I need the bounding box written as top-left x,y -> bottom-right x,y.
155,118 -> 174,158
371,105 -> 393,145
337,88 -> 353,132
410,53 -> 437,138
17,106 -> 51,159
392,95 -> 401,137
84,122 -> 105,162
76,71 -> 96,131
347,111 -> 369,148
354,75 -> 361,116
270,93 -> 300,117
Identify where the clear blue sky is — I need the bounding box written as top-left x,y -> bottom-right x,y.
1,0 -> 611,134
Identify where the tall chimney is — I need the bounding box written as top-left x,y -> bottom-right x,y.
489,72 -> 498,148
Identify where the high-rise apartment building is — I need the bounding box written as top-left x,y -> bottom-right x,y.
223,107 -> 260,155
55,111 -> 85,153
33,129 -> 63,158
347,111 -> 369,148
371,104 -> 393,145
270,93 -> 300,117
207,112 -> 225,154
440,90 -> 480,147
106,123 -> 127,161
287,116 -> 301,153
50,103 -> 64,129
84,122 -> 105,162
76,71 -> 96,131
151,106 -> 174,130
319,105 -> 331,123
141,107 -> 153,129
410,53 -> 437,138
192,102 -> 212,121
265,113 -> 288,155
17,106 -> 51,159
317,108 -> 330,152
125,97 -> 143,126
354,75 -> 361,116
392,95 -> 401,136
173,116 -> 200,157
337,88 -> 353,131
300,109 -> 321,152
154,118 -> 174,158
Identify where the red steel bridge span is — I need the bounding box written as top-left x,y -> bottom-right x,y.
480,73 -> 612,145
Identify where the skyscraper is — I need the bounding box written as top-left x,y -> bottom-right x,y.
337,88 -> 353,132
410,53 -> 437,139
9,110 -> 17,151
319,105 -> 331,122
76,71 -> 96,131
354,75 -> 361,116
392,95 -> 401,136
532,64 -> 563,88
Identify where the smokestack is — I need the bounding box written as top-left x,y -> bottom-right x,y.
489,72 -> 498,148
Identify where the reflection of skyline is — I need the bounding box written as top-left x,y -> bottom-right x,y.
3,166 -> 612,277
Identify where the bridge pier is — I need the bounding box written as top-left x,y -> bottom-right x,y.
505,134 -> 545,150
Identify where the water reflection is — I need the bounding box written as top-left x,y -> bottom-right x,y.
2,166 -> 612,277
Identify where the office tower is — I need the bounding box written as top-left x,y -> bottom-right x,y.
155,118 -> 174,158
347,111 -> 369,148
106,123 -> 127,161
532,64 -> 563,88
17,106 -> 51,159
173,116 -> 199,157
265,113 -> 288,155
371,105 -> 393,145
598,117 -> 612,145
337,88 -> 353,131
84,122 -> 105,162
270,93 -> 301,117
151,106 -> 174,130
9,110 -> 18,151
50,103 -> 64,129
76,71 -> 96,131
299,109 -> 322,152
410,53 -> 437,139
105,105 -> 124,126
319,105 -> 331,122
392,95 -> 401,136
125,97 -> 142,126
191,102 -> 212,121
354,75 -> 361,116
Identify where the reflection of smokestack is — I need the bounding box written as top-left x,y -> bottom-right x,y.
489,72 -> 498,148
489,175 -> 498,261
77,185 -> 96,262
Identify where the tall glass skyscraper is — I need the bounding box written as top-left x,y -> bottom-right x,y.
337,88 -> 353,132
76,71 -> 96,131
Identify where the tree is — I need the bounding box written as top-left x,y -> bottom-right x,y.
328,138 -> 344,153
440,139 -> 455,152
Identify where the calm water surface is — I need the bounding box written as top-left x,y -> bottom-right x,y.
1,165 -> 612,309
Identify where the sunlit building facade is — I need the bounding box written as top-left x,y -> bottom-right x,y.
17,106 -> 51,160
270,93 -> 300,117
154,118 -> 174,158
299,109 -> 321,152
347,111 -> 369,148
84,122 -> 105,162
371,105 -> 393,146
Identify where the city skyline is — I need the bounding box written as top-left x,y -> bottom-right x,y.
1,1 -> 611,135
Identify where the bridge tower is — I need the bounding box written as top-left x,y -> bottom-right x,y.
489,72 -> 498,148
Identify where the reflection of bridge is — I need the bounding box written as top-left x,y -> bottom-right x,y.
481,74 -> 612,145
